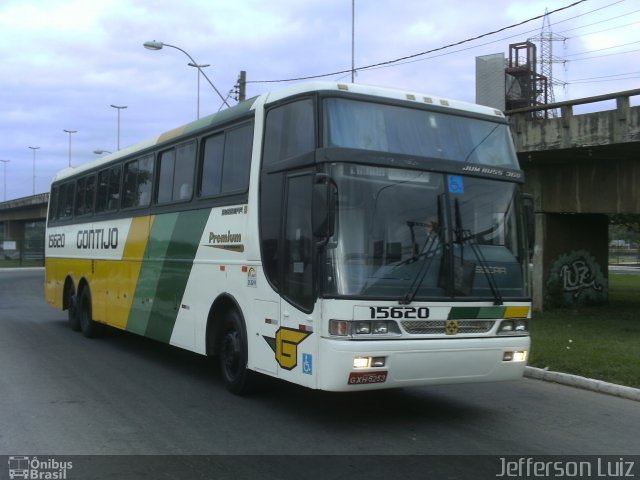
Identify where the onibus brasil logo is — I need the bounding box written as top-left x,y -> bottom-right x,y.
8,456 -> 72,479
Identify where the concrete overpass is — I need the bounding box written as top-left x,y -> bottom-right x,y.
507,88 -> 640,310
0,193 -> 49,263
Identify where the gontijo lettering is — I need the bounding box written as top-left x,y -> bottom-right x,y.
76,228 -> 118,249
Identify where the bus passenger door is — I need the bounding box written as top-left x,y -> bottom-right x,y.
252,299 -> 279,375
277,173 -> 316,388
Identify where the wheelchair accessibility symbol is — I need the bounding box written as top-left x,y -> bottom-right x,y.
448,175 -> 465,194
302,353 -> 313,375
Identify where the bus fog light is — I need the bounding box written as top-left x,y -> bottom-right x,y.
513,351 -> 527,362
371,357 -> 386,367
503,351 -> 527,362
330,320 -> 349,336
353,356 -> 370,368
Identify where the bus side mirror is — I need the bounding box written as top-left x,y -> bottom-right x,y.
522,193 -> 535,261
312,176 -> 336,239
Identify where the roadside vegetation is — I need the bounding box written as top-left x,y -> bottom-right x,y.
529,274 -> 640,389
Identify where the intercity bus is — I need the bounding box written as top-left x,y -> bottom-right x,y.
45,82 -> 531,394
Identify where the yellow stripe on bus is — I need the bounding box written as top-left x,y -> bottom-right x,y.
100,216 -> 155,329
503,306 -> 530,318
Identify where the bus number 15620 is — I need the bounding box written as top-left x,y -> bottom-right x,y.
369,306 -> 430,319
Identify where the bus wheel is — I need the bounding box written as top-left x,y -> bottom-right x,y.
79,288 -> 103,339
219,310 -> 258,395
66,287 -> 80,332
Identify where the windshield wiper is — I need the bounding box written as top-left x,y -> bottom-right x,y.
454,198 -> 503,305
399,197 -> 443,305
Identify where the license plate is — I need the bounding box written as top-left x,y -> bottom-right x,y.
348,371 -> 388,385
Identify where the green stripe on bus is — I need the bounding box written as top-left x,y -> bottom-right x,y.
126,209 -> 210,342
126,213 -> 180,336
143,209 -> 210,342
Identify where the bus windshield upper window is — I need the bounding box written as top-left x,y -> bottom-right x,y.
263,99 -> 315,165
323,98 -> 518,168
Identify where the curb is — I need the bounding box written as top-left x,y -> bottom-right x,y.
525,366 -> 640,402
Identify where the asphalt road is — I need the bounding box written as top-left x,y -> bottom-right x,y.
1,269 -> 638,478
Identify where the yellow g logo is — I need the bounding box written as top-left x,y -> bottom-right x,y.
445,320 -> 459,335
275,328 -> 311,370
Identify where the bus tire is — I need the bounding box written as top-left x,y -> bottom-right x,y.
219,309 -> 258,395
78,288 -> 103,339
66,287 -> 80,332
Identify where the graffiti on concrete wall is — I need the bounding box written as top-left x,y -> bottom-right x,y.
546,249 -> 607,306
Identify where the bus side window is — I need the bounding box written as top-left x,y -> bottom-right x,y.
200,133 -> 224,196
75,175 -> 96,216
174,141 -> 195,200
96,169 -> 108,213
157,149 -> 176,204
107,165 -> 122,210
221,123 -> 253,194
123,155 -> 153,208
57,182 -> 75,220
158,141 -> 196,203
96,166 -> 121,213
48,186 -> 59,222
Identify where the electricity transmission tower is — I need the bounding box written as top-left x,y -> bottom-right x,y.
528,9 -> 567,116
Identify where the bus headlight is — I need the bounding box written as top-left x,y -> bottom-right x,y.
354,322 -> 371,335
329,320 -> 401,337
498,319 -> 528,335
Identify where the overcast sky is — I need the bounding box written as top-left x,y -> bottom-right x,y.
1,0 -> 638,201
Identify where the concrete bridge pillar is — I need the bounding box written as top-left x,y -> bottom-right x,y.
533,213 -> 609,310
3,220 -> 25,242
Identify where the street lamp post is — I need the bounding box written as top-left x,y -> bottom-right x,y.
110,105 -> 127,150
28,146 -> 40,195
0,159 -> 9,201
63,130 -> 76,168
143,40 -> 230,108
188,62 -> 210,119
93,150 -> 112,155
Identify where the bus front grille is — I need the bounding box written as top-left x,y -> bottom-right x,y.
401,320 -> 495,335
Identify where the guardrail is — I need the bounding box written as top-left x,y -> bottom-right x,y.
505,88 -> 640,116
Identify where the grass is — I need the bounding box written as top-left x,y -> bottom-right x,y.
529,274 -> 640,389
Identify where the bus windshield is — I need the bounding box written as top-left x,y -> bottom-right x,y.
321,164 -> 529,301
323,98 -> 518,167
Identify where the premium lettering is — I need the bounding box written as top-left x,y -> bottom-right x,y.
209,231 -> 242,244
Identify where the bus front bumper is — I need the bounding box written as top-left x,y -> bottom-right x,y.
317,335 -> 530,392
